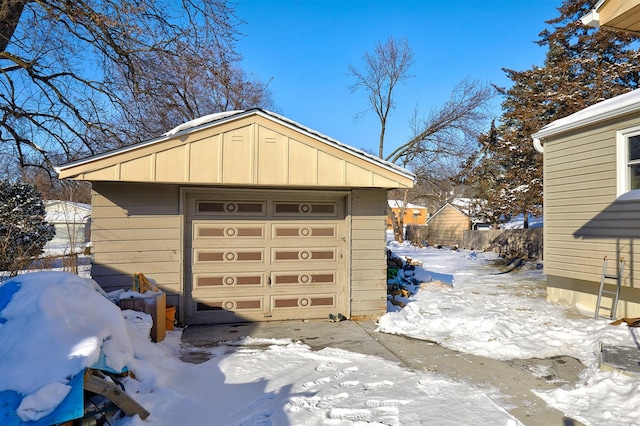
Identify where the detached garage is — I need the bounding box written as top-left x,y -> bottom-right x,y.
56,109 -> 414,324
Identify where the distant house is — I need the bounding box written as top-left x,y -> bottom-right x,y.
532,89 -> 640,318
386,200 -> 428,228
44,201 -> 91,251
422,199 -> 491,247
56,109 -> 415,325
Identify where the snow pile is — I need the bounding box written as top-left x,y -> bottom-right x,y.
0,270 -> 519,425
379,242 -> 640,425
0,272 -> 135,421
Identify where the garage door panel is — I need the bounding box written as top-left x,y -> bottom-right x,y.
271,271 -> 337,287
196,200 -> 266,216
272,247 -> 336,262
272,224 -> 337,239
194,272 -> 265,289
272,294 -> 336,309
194,297 -> 264,314
194,248 -> 265,264
273,201 -> 339,217
194,223 -> 266,240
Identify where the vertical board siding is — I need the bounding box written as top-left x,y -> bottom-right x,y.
91,182 -> 182,297
350,189 -> 388,319
60,114 -> 414,189
544,116 -> 640,317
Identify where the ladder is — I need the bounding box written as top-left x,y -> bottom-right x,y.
594,256 -> 625,320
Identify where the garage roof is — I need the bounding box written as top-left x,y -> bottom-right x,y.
56,109 -> 415,189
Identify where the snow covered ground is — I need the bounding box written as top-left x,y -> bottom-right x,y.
0,243 -> 638,425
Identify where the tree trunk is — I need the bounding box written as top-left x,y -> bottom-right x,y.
386,204 -> 403,243
378,121 -> 386,158
0,0 -> 27,53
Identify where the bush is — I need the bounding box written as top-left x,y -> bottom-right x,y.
0,181 -> 55,275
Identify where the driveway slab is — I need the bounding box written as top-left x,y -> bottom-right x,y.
181,319 -> 585,426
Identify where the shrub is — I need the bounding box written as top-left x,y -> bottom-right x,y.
0,181 -> 55,275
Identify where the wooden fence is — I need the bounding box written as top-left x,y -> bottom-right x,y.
28,252 -> 81,274
405,225 -> 543,260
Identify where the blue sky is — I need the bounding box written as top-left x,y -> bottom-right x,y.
234,0 -> 561,158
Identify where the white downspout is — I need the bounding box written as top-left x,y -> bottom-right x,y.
533,137 -> 544,153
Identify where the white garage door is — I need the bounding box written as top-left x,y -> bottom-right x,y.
184,191 -> 349,324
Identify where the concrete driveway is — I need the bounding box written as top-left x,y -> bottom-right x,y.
181,319 -> 585,426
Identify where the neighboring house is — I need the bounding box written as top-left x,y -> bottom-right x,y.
532,89 -> 640,318
386,200 -> 428,228
422,202 -> 472,247
422,198 -> 492,246
581,0 -> 640,33
56,109 -> 415,325
44,200 -> 91,251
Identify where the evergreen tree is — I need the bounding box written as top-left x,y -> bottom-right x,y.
0,181 -> 55,275
456,120 -> 509,228
466,0 -> 640,227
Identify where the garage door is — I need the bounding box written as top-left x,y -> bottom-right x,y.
184,191 -> 349,324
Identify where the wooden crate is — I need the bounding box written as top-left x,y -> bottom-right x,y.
120,292 -> 166,342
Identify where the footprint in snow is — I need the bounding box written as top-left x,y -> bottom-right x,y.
363,380 -> 395,390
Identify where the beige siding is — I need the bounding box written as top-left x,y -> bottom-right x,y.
424,205 -> 470,247
350,189 -> 387,319
59,114 -> 414,189
543,114 -> 640,317
59,110 -> 416,325
91,182 -> 182,301
597,0 -> 640,33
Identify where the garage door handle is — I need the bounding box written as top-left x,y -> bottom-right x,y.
267,275 -> 272,286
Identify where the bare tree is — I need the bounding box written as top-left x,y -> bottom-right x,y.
347,36 -> 414,158
348,36 -> 494,242
386,79 -> 493,164
113,42 -> 274,141
0,0 -> 271,177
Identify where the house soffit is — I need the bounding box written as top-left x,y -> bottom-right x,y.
598,0 -> 640,33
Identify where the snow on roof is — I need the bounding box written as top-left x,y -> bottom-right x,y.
450,198 -> 473,210
44,200 -> 91,211
532,88 -> 640,141
388,200 -> 426,209
163,110 -> 244,136
44,201 -> 91,224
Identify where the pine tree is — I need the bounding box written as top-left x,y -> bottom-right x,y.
0,181 -> 55,275
456,120 -> 509,228
471,0 -> 640,227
